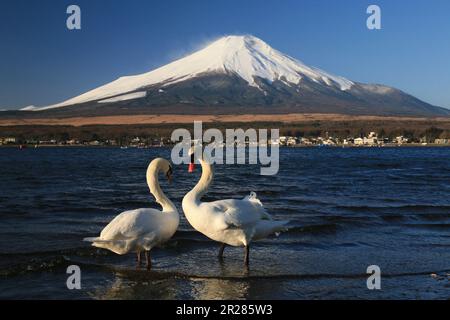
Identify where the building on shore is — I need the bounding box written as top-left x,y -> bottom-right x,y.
287,137 -> 299,146
0,137 -> 17,145
434,138 -> 449,144
395,136 -> 409,144
354,137 -> 364,145
364,132 -> 379,145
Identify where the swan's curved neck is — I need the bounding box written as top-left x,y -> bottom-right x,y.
186,159 -> 214,205
146,164 -> 177,213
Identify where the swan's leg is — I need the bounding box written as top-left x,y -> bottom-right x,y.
136,250 -> 142,267
244,245 -> 250,266
218,243 -> 226,260
145,251 -> 151,270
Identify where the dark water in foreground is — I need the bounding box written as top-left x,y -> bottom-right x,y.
0,147 -> 449,299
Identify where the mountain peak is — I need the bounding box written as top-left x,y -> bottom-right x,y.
210,34 -> 269,49
22,34 -> 448,117
195,34 -> 353,90
32,34 -> 353,110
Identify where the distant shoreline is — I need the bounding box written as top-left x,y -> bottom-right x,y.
1,113 -> 448,146
1,144 -> 449,149
1,113 -> 450,127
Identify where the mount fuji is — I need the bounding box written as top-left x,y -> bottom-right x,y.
19,35 -> 449,117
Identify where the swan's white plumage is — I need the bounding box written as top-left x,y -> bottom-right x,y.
84,158 -> 179,255
182,156 -> 288,247
86,208 -> 177,254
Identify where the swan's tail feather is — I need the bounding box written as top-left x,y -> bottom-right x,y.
254,219 -> 290,240
273,220 -> 290,232
83,237 -> 121,244
83,237 -> 130,255
83,237 -> 101,242
83,237 -> 128,245
84,235 -> 155,253
273,220 -> 290,236
83,237 -> 122,247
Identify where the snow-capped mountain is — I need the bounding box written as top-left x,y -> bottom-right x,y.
22,35 -> 449,116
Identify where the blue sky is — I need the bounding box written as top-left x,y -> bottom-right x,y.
1,0 -> 450,110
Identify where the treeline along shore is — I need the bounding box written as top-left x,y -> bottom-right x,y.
0,113 -> 449,146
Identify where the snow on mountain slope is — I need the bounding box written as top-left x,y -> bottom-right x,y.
20,105 -> 38,111
97,91 -> 147,103
29,35 -> 354,110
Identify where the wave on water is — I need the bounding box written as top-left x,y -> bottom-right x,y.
1,147 -> 450,299
3,252 -> 448,283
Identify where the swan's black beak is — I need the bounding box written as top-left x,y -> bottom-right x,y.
166,167 -> 173,183
188,153 -> 195,173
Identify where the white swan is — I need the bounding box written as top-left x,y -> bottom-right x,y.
84,158 -> 179,269
182,147 -> 288,266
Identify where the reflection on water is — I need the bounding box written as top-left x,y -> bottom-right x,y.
190,278 -> 250,300
90,270 -> 181,300
190,261 -> 250,300
88,267 -> 252,300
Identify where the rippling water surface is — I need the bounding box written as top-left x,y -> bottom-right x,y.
0,147 -> 449,299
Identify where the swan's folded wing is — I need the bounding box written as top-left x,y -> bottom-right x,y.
93,208 -> 162,242
244,192 -> 272,220
210,199 -> 266,230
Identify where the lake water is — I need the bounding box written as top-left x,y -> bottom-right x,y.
0,147 -> 449,299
